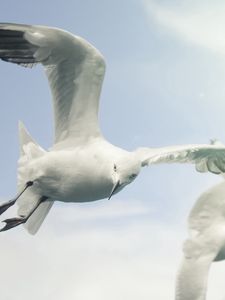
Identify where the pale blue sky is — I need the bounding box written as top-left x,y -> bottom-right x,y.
0,1 -> 225,299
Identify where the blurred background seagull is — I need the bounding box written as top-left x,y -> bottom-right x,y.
0,23 -> 225,234
175,179 -> 225,300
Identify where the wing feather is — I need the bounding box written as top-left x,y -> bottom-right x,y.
0,23 -> 106,144
176,182 -> 225,299
135,143 -> 225,174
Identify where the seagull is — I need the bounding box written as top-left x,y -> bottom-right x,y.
175,180 -> 225,300
1,23 -> 225,234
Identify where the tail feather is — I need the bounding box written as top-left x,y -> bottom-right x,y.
23,200 -> 54,235
17,121 -> 53,234
18,120 -> 36,155
18,120 -> 45,159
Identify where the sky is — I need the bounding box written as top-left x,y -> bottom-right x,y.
0,0 -> 225,299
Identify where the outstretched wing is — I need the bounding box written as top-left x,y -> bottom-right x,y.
135,143 -> 225,174
0,23 -> 105,145
176,182 -> 225,299
176,249 -> 215,300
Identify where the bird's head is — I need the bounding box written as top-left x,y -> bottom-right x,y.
108,154 -> 141,200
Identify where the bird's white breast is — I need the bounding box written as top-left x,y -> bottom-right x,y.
25,141 -> 127,203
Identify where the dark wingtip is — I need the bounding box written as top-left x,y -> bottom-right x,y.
0,26 -> 38,66
0,29 -> 24,37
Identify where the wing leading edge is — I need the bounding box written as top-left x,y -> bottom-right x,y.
0,23 -> 106,145
135,143 -> 225,174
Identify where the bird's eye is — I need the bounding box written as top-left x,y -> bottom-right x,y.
129,173 -> 137,180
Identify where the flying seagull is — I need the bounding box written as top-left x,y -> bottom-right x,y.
0,23 -> 225,234
175,180 -> 225,300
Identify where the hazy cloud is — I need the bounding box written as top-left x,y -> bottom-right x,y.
0,200 -> 181,300
144,0 -> 225,55
0,198 -> 225,300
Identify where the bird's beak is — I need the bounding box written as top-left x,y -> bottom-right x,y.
108,180 -> 120,200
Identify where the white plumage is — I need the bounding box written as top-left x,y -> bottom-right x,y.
0,23 -> 225,234
176,181 -> 225,300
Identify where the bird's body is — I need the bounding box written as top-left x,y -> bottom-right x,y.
176,181 -> 225,300
19,136 -> 139,203
1,23 -> 225,234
